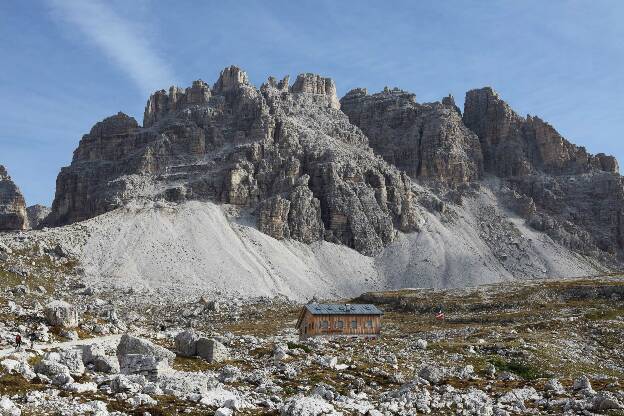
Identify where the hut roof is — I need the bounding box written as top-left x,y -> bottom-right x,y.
304,303 -> 383,316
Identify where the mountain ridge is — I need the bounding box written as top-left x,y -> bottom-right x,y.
1,65 -> 622,294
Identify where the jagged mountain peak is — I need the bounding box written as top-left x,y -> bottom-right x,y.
463,86 -> 618,176
36,66 -> 624,277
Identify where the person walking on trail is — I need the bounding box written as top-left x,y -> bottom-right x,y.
15,334 -> 22,350
29,333 -> 35,349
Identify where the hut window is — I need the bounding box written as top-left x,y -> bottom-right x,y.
336,320 -> 344,329
366,320 -> 373,328
351,320 -> 357,329
321,320 -> 328,330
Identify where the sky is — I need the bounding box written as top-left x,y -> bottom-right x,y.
1,0 -> 623,206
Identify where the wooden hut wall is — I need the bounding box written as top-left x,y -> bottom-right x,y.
299,310 -> 381,336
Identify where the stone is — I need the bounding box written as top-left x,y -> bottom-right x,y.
33,360 -> 73,386
418,364 -> 444,384
127,393 -> 157,408
316,356 -> 338,369
415,339 -> 428,350
592,392 -> 623,411
196,338 -> 229,363
273,344 -> 290,362
64,382 -> 97,393
45,349 -> 84,377
116,334 -> 175,367
110,374 -> 147,394
573,375 -> 593,392
280,395 -> 338,416
0,397 -> 20,416
44,300 -> 79,328
215,408 -> 233,416
119,354 -> 169,377
544,378 -> 565,394
0,165 -> 28,231
175,330 -> 200,357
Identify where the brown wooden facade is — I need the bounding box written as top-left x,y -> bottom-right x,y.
296,304 -> 382,338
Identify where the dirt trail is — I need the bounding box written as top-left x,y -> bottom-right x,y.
0,334 -> 123,358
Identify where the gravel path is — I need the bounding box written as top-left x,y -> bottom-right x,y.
0,334 -> 123,358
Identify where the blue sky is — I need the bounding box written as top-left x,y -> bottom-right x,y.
1,1 -> 623,206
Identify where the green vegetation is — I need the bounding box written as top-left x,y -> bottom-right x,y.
488,356 -> 544,380
286,341 -> 311,353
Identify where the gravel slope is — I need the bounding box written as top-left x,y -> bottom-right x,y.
38,186 -> 598,301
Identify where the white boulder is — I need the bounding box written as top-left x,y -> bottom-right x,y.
44,300 -> 79,328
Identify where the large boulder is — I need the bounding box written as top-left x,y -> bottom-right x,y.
43,349 -> 84,377
196,338 -> 229,363
0,397 -> 21,416
119,354 -> 169,377
82,344 -> 119,374
117,334 -> 175,376
44,300 -> 79,328
175,330 -> 200,357
33,360 -> 73,386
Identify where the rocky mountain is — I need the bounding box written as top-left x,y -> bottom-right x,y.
340,88 -> 483,183
0,165 -> 28,231
46,67 -> 422,256
26,204 -> 51,229
34,65 -> 624,290
341,85 -> 624,267
462,87 -> 624,263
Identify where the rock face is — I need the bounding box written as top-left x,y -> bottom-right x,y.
340,88 -> 483,183
44,66 -> 624,267
462,87 -> 618,177
459,87 -> 624,261
342,84 -> 624,265
26,204 -> 50,229
0,166 -> 28,231
47,66 -> 423,256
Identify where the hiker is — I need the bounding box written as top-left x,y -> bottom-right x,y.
15,333 -> 22,350
29,333 -> 35,349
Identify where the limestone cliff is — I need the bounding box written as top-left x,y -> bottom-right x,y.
0,165 -> 28,231
462,87 -> 617,176
340,88 -> 483,183
341,84 -> 624,265
45,68 -> 624,267
47,66 -> 423,255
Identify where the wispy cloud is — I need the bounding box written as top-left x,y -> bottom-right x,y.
47,0 -> 175,94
